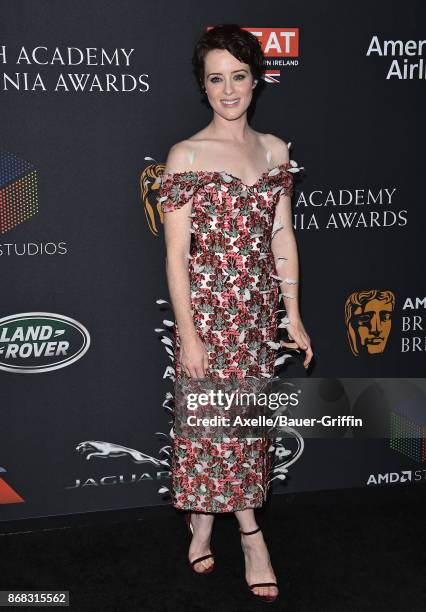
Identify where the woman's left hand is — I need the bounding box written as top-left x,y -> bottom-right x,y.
281,317 -> 314,369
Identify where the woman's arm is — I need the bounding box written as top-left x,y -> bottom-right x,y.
161,143 -> 209,378
271,195 -> 301,321
270,138 -> 313,369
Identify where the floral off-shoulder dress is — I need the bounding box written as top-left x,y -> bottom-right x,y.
158,150 -> 299,513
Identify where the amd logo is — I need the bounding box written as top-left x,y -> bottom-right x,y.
367,470 -> 413,485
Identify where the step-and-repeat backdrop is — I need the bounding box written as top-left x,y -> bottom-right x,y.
1,1 -> 425,521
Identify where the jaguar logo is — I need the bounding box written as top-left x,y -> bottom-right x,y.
76,441 -> 168,466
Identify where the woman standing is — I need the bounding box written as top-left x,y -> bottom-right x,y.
159,24 -> 313,603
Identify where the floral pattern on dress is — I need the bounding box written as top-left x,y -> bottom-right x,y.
158,159 -> 302,512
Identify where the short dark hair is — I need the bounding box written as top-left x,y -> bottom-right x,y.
192,24 -> 266,94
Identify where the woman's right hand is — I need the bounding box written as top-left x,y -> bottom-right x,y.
179,333 -> 210,379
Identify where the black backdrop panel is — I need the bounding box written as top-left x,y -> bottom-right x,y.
0,0 -> 425,521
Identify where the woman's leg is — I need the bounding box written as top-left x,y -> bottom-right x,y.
234,508 -> 279,598
188,512 -> 215,572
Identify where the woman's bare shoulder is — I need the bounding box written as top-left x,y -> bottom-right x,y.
163,139 -> 196,173
164,130 -> 211,172
262,133 -> 290,163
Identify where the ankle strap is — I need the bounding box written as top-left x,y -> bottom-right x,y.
240,526 -> 261,536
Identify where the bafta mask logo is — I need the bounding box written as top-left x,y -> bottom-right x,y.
345,290 -> 395,356
139,158 -> 166,237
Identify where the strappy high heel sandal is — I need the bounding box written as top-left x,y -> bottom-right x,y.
185,512 -> 215,574
240,526 -> 279,603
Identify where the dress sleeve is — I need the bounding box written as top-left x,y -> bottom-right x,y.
158,170 -> 197,213
277,161 -> 295,198
271,159 -> 305,199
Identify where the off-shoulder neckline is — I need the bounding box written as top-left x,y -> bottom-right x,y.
161,161 -> 293,189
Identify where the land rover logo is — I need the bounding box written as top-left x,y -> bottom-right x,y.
0,312 -> 90,373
